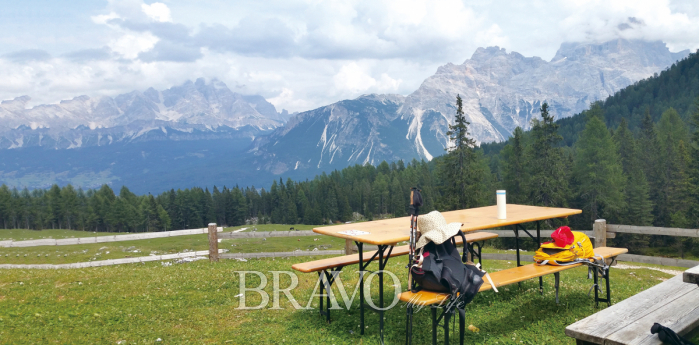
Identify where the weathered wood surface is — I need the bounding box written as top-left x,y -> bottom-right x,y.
0,227 -> 223,248
617,254 -> 699,268
684,265 -> 699,284
594,219 -> 607,247
607,224 -> 699,238
565,274 -> 699,344
314,204 -> 581,245
0,249 -> 221,269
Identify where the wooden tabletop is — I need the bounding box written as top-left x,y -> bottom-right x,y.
313,204 -> 582,245
684,264 -> 699,284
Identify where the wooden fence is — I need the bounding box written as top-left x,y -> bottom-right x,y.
594,219 -> 699,268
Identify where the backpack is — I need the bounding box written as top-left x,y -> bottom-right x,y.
534,227 -> 595,266
410,231 -> 490,305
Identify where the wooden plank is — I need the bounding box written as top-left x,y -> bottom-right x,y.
565,275 -> 698,344
617,254 -> 699,268
607,225 -> 699,238
314,204 -> 581,245
604,287 -> 699,345
684,265 -> 699,284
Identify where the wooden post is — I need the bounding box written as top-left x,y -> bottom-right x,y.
345,239 -> 358,255
208,223 -> 219,262
593,219 -> 607,248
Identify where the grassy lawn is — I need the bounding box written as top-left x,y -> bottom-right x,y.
0,229 -> 119,241
0,255 -> 689,344
223,236 -> 346,254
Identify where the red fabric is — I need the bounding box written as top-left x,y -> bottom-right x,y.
551,226 -> 574,247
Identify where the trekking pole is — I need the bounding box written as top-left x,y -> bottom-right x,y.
407,187 -> 422,291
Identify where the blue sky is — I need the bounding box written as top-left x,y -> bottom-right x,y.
1,0 -> 698,112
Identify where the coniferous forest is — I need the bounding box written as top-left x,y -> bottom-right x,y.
1,51 -> 698,256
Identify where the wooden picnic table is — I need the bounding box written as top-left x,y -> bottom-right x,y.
684,264 -> 699,285
312,204 -> 581,343
314,204 -> 582,245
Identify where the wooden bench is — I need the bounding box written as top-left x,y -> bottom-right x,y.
291,231 -> 499,322
566,272 -> 699,344
401,247 -> 628,345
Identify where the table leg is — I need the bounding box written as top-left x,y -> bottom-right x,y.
379,245 -> 384,344
358,242 -> 365,335
537,221 -> 543,294
514,225 -> 521,267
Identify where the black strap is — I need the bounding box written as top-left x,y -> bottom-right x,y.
457,231 -> 469,263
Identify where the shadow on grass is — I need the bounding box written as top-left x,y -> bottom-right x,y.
281,274 -> 608,344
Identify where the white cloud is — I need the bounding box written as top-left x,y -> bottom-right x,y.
91,12 -> 120,25
1,0 -> 698,114
109,32 -> 159,59
333,62 -> 377,93
141,2 -> 172,23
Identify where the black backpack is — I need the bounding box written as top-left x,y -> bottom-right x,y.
410,230 -> 485,305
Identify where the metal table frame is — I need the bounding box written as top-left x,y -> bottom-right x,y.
312,239 -> 486,344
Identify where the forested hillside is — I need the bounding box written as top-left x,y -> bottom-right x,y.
0,50 -> 697,257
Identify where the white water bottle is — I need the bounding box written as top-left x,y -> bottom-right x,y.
497,190 -> 506,219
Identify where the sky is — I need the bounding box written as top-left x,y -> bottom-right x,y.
1,0 -> 698,113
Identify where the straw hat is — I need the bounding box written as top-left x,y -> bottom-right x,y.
415,210 -> 463,249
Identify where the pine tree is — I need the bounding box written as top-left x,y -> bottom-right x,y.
502,126 -> 526,204
573,114 -> 626,222
525,102 -> 568,207
638,111 -> 667,226
613,119 -> 653,226
438,94 -> 483,210
687,97 -> 699,230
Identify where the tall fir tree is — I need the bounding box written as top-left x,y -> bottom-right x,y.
687,97 -> 699,230
638,110 -> 668,226
502,126 -> 526,204
612,119 -> 653,226
573,112 -> 626,223
525,102 -> 568,208
438,94 -> 484,210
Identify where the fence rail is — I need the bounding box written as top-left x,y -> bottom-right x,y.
606,224 -> 699,238
0,227 -> 223,248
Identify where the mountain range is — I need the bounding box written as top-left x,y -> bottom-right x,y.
0,78 -> 290,149
0,39 -> 690,193
251,39 -> 689,175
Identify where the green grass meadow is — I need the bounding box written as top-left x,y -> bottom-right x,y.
0,226 -> 694,344
0,254 -> 687,344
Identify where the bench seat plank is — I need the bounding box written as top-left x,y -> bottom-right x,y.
291,232 -> 499,273
566,274 -> 699,345
399,247 -> 628,305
